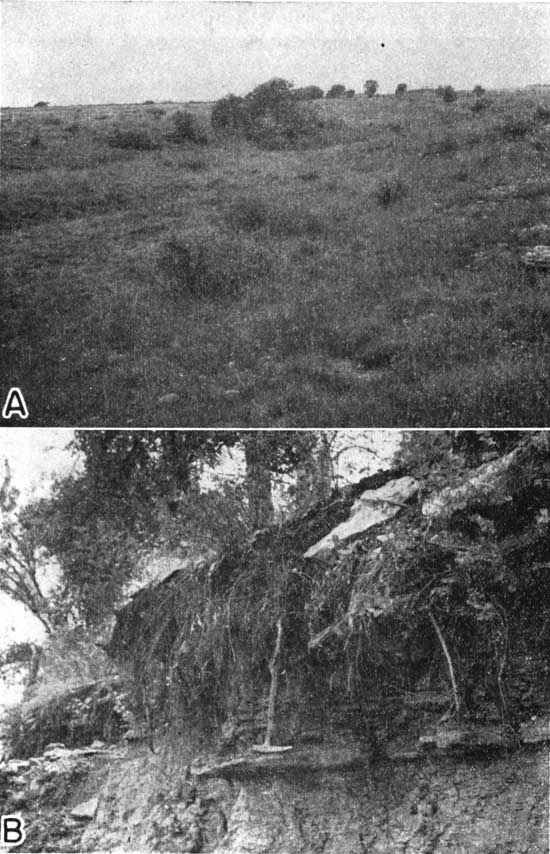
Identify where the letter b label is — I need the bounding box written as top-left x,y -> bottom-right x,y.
1,815 -> 25,847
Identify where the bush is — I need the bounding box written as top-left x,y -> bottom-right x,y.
171,110 -> 208,144
326,84 -> 347,99
211,80 -> 317,148
294,86 -> 324,101
211,94 -> 247,131
108,127 -> 159,150
472,85 -> 485,97
395,83 -> 408,96
158,233 -> 271,300
33,101 -> 49,108
501,115 -> 532,139
143,99 -> 155,105
346,89 -> 355,98
364,79 -> 379,98
29,132 -> 43,148
437,85 -> 457,103
424,133 -> 459,156
226,195 -> 325,238
470,97 -> 491,114
374,174 -> 408,207
535,104 -> 550,122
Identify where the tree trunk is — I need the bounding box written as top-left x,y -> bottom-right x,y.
294,434 -> 333,513
244,437 -> 274,530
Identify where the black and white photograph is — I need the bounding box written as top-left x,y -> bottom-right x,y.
1,2 -> 549,427
1,1 -> 550,852
0,428 -> 549,851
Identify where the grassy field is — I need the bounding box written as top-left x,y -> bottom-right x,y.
2,89 -> 550,426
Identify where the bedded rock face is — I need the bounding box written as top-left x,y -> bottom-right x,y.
3,736 -> 548,853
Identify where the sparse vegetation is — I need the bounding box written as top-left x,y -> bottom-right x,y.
2,86 -> 550,425
108,126 -> 159,150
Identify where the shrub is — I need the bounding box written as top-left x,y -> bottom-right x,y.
143,99 -> 155,105
364,79 -> 379,98
29,132 -> 43,148
472,85 -> 485,97
395,83 -> 408,96
211,94 -> 247,131
294,85 -> 324,101
33,101 -> 49,108
470,97 -> 491,114
226,197 -> 269,231
438,85 -> 457,103
535,104 -> 550,122
226,195 -> 326,238
171,110 -> 208,144
158,233 -> 270,299
108,127 -> 159,150
326,84 -> 347,99
424,133 -> 459,156
374,174 -> 408,207
346,89 -> 355,98
501,115 -> 532,139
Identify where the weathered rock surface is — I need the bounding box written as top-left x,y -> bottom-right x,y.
304,476 -> 419,559
71,797 -> 99,820
2,735 -> 547,853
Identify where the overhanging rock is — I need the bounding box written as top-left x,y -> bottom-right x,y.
304,476 -> 419,560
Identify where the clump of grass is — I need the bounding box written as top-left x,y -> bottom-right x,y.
297,170 -> 320,181
29,131 -> 43,148
108,127 -> 159,150
470,98 -> 491,114
534,104 -> 550,123
374,174 -> 408,207
424,133 -> 459,156
158,233 -> 271,300
180,155 -> 207,171
226,195 -> 325,237
0,176 -> 129,230
500,115 -> 532,140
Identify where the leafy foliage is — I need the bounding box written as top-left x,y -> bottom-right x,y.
326,84 -> 347,99
364,80 -> 379,98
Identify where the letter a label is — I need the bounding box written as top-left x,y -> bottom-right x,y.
1,815 -> 26,847
2,388 -> 28,420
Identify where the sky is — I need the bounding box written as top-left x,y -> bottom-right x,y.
2,2 -> 549,107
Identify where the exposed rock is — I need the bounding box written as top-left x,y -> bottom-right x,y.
304,476 -> 419,559
422,433 -> 550,519
193,745 -> 366,780
157,392 -> 180,406
70,797 -> 99,820
520,717 -> 550,744
522,245 -> 550,271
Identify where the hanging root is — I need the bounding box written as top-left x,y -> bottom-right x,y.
428,609 -> 461,718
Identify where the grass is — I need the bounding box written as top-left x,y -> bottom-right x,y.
1,89 -> 550,426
